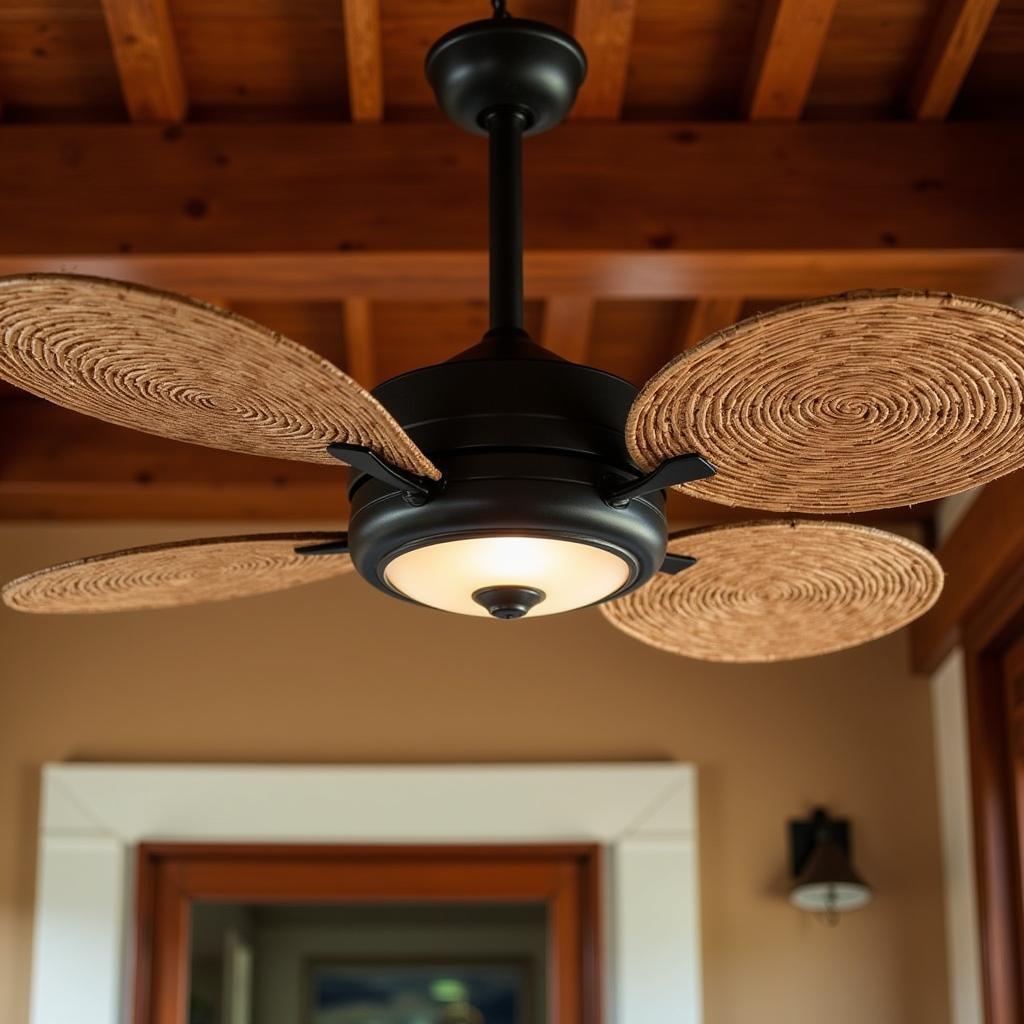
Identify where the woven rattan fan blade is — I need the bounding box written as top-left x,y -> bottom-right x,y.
2,532 -> 353,614
601,520 -> 943,663
0,275 -> 440,480
627,291 -> 1024,513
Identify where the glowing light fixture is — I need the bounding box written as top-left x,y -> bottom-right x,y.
385,535 -> 633,617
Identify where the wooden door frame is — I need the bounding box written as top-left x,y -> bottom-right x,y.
132,842 -> 603,1024
962,560 -> 1024,1024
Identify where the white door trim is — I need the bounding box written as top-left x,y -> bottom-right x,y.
31,762 -> 702,1024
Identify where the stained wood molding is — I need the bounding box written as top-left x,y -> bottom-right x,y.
342,0 -> 384,121
677,298 -> 744,351
912,471 -> 1024,673
744,0 -> 838,119
909,0 -> 1000,120
571,0 -> 637,118
542,296 -> 595,361
100,0 -> 186,122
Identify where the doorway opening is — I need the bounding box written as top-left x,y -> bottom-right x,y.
132,844 -> 602,1024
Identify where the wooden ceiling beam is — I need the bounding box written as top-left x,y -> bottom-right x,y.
744,0 -> 838,119
912,471 -> 1024,673
908,0 -> 1000,120
677,298 -> 745,352
3,250 -> 1020,302
342,0 -> 384,122
0,400 -> 936,525
343,298 -> 376,386
100,0 -> 187,122
541,297 -> 594,361
571,0 -> 638,118
0,123 -> 1017,281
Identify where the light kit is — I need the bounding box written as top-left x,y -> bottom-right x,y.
2,3 -> 1023,662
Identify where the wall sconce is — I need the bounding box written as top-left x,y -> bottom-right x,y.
788,807 -> 872,924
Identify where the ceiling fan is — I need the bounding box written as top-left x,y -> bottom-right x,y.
2,6 -> 1023,663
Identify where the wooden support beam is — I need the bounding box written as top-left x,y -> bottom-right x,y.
908,0 -> 1000,120
571,0 -> 638,118
0,399 -> 936,524
744,0 -> 838,119
912,471 -> 1024,674
677,298 -> 744,352
100,0 -> 187,122
342,0 -> 384,122
541,297 -> 594,362
0,123 -> 1018,300
343,298 -> 376,386
2,250 -> 1021,303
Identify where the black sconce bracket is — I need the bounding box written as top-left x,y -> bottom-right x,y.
789,807 -> 852,877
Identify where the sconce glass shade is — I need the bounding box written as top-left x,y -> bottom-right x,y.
789,835 -> 873,914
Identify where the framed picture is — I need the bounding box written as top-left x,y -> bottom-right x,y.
305,958 -> 533,1024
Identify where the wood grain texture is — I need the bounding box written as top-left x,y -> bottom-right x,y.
342,0 -> 384,121
0,275 -> 439,479
541,297 -> 594,362
343,298 -> 376,386
4,250 -> 1020,302
628,291 -> 1024,514
912,470 -> 1024,673
571,0 -> 637,118
676,297 -> 744,352
602,520 -> 943,662
909,0 -> 1001,120
0,401 -> 936,522
2,532 -> 352,613
0,123 -> 1017,257
744,0 -> 838,119
100,0 -> 186,122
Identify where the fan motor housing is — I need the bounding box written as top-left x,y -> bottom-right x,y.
346,338 -> 669,608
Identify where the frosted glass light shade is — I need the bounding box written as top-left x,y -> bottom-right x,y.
384,535 -> 633,617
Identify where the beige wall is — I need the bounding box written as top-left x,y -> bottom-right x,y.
0,522 -> 949,1024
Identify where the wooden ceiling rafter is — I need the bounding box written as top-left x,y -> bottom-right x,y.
343,0 -> 385,122
343,298 -> 377,387
99,0 -> 187,123
541,296 -> 595,362
697,0 -> 839,348
676,297 -> 745,353
570,0 -> 638,119
743,0 -> 839,120
909,0 -> 1002,120
911,471 -> 1024,672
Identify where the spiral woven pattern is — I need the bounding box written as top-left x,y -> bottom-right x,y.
2,533 -> 353,614
0,275 -> 440,479
601,520 -> 943,663
627,291 -> 1024,513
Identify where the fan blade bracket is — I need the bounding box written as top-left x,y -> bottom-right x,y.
660,553 -> 697,575
294,539 -> 351,557
602,454 -> 716,508
327,443 -> 442,506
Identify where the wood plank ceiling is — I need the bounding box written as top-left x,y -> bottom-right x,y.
0,0 -> 1019,523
